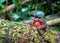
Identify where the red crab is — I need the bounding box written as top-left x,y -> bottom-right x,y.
31,18 -> 47,30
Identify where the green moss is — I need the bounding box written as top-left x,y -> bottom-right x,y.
0,19 -> 60,43
0,39 -> 3,43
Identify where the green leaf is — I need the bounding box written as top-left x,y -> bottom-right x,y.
0,0 -> 5,6
21,7 -> 29,12
50,26 -> 60,32
45,15 -> 52,19
25,16 -> 34,20
0,5 -> 5,9
12,0 -> 22,9
11,13 -> 20,21
31,10 -> 45,18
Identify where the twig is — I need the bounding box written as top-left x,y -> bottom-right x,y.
20,18 -> 60,26
46,18 -> 60,25
0,4 -> 14,14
